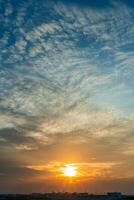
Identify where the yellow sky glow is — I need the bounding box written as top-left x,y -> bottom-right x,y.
62,165 -> 77,177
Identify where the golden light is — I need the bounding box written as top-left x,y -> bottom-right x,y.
63,165 -> 77,177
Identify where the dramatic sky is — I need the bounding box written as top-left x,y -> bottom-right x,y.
0,0 -> 134,194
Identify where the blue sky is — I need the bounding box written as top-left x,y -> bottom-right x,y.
0,0 -> 134,194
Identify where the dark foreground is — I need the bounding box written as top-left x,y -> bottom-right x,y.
0,193 -> 134,200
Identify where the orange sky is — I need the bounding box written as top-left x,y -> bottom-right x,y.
0,0 -> 134,194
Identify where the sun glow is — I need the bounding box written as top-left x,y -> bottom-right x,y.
63,165 -> 77,177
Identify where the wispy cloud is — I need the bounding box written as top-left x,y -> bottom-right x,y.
0,0 -> 134,193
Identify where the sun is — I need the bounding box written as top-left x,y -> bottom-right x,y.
63,165 -> 77,177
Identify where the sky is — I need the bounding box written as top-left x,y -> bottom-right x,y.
0,0 -> 134,194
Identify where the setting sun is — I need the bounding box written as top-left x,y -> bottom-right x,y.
63,165 -> 77,177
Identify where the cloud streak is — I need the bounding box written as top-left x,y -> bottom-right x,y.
0,0 -> 134,193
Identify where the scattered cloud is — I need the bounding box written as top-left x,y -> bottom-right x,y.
0,0 -> 134,193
